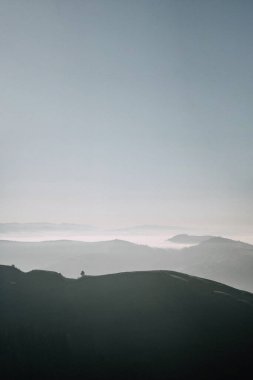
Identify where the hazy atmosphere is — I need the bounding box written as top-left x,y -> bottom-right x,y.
1,0 -> 253,235
1,3 -> 253,379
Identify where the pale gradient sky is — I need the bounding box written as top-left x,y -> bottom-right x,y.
0,0 -> 253,229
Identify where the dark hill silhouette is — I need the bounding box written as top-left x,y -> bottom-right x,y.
0,265 -> 253,380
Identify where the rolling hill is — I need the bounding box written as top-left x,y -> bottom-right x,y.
1,265 -> 253,380
1,237 -> 253,292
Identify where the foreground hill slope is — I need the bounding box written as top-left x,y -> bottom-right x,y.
0,265 -> 253,380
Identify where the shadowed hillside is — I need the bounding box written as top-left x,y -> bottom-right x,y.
0,265 -> 253,380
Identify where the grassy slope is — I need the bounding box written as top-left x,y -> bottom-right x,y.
0,265 -> 253,380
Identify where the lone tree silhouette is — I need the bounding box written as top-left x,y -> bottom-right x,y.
80,270 -> 85,277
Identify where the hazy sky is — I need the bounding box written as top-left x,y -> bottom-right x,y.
0,0 -> 253,229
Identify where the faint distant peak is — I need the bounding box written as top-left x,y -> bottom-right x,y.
102,239 -> 141,247
168,234 -> 213,244
113,225 -> 180,233
201,236 -> 253,248
0,223 -> 97,232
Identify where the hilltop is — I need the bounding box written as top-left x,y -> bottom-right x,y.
1,265 -> 253,379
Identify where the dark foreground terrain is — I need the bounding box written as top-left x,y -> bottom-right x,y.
0,265 -> 253,380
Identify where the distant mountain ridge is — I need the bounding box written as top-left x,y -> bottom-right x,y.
0,222 -> 97,233
168,234 -> 214,244
1,236 -> 253,292
0,223 -> 180,238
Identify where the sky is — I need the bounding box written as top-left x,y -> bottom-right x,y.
0,0 -> 253,230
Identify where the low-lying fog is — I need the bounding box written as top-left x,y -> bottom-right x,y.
0,233 -> 193,249
1,223 -> 253,246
